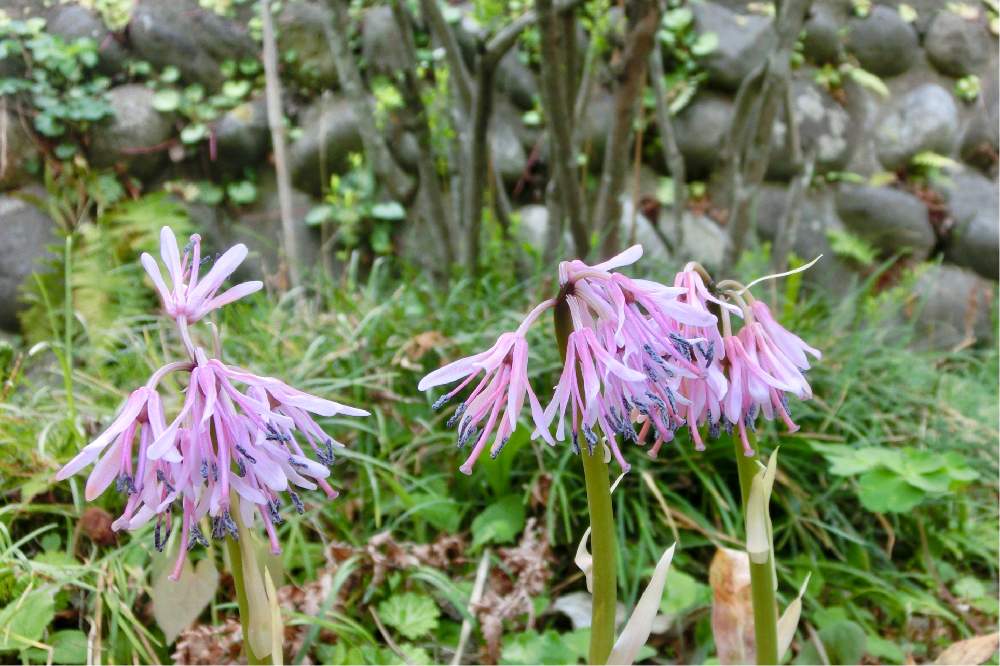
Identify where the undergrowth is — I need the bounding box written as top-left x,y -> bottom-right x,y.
0,235 -> 996,665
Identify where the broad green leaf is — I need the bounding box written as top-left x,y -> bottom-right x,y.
857,469 -> 924,513
0,588 -> 55,652
500,629 -> 578,665
151,555 -> 219,643
471,495 -> 525,548
152,88 -> 181,112
377,592 -> 440,640
24,629 -> 87,664
227,180 -> 258,205
691,32 -> 719,56
370,201 -> 406,221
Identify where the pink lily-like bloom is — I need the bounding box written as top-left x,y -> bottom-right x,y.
56,227 -> 367,580
419,244 -> 822,474
141,227 -> 263,334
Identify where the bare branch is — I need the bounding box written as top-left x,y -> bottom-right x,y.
259,0 -> 301,288
418,0 -> 472,110
537,0 -> 589,256
771,150 -> 816,273
389,0 -> 456,265
593,0 -> 661,255
464,47 -> 497,272
648,44 -> 686,251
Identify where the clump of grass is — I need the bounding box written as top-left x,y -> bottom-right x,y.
1,241 -> 996,664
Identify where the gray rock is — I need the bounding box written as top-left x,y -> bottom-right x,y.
47,4 -> 126,74
802,5 -> 842,64
514,204 -> 574,253
693,2 -> 776,91
911,264 -> 995,351
768,80 -> 857,179
128,0 -> 256,90
361,6 -> 407,78
755,183 -> 858,287
674,92 -> 735,177
873,0 -> 943,35
846,6 -> 918,77
924,9 -> 992,77
214,97 -> 270,175
835,185 -> 934,257
960,76 -> 999,172
0,189 -> 56,331
495,50 -> 538,110
940,170 -> 999,279
278,2 -> 339,91
88,84 -> 175,178
491,104 -> 528,184
0,107 -> 38,191
288,95 -> 364,196
875,83 -> 959,170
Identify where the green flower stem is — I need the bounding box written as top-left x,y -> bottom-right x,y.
225,535 -> 266,666
555,294 -> 617,665
733,431 -> 779,665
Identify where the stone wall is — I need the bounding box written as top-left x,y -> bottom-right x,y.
0,0 -> 996,347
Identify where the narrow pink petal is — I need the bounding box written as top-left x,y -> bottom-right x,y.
187,243 -> 249,307
198,280 -> 263,316
84,440 -> 124,500
506,338 -> 529,432
591,244 -> 643,273
140,253 -> 172,307
418,351 -> 489,391
159,226 -> 182,289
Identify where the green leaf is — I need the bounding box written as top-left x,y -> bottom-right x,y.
226,180 -> 258,205
24,629 -> 87,664
377,592 -> 440,640
0,588 -> 55,652
691,31 -> 719,56
826,228 -> 879,266
53,143 -> 77,160
847,66 -> 889,98
152,88 -> 181,112
180,123 -> 207,144
151,555 -> 219,643
500,630 -> 579,665
865,634 -> 906,663
159,66 -> 181,83
857,469 -> 925,513
305,205 -> 333,226
662,7 -> 693,30
370,201 -> 406,221
33,113 -> 64,138
471,495 -> 526,548
658,569 -> 710,618
222,79 -> 251,100
195,181 -> 224,206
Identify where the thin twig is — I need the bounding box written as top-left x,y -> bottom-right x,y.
649,44 -> 687,250
259,0 -> 301,288
592,0 -> 661,255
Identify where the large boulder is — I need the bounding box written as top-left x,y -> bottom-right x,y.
277,2 -> 339,92
673,92 -> 734,178
213,97 -> 270,176
0,107 -> 38,191
288,95 -> 363,195
46,4 -> 126,75
0,189 -> 56,331
924,9 -> 992,77
875,84 -> 959,171
960,76 -> 999,173
128,0 -> 256,90
768,81 -> 858,180
574,90 -> 615,172
692,2 -> 776,92
491,103 -> 528,184
361,6 -> 408,78
801,4 -> 842,64
910,264 -> 995,351
495,50 -> 539,110
846,6 -> 919,77
835,185 -> 935,258
939,170 -> 999,279
88,84 -> 175,179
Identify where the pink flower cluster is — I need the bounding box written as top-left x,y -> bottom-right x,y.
420,245 -> 819,474
57,228 -> 367,579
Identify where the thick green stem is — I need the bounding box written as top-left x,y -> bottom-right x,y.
581,442 -> 617,664
733,432 -> 779,665
225,536 -> 266,666
554,295 -> 617,665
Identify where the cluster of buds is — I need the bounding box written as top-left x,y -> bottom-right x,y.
420,245 -> 820,473
57,228 -> 367,579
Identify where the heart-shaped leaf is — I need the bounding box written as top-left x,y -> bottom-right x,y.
151,555 -> 219,643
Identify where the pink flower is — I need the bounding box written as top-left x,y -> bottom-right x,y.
141,226 -> 262,324
419,300 -> 554,474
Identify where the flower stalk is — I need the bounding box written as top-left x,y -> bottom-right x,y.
225,535 -> 267,665
733,431 -> 779,665
555,295 -> 617,665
